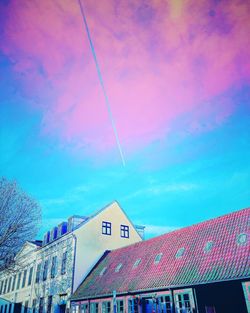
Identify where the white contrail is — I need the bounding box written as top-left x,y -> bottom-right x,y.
77,0 -> 126,166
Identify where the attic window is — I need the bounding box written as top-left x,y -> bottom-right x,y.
204,241 -> 214,253
133,258 -> 141,268
154,253 -> 163,264
237,233 -> 248,246
99,267 -> 107,276
176,247 -> 185,258
115,263 -> 123,272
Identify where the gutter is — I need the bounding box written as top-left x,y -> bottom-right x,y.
71,233 -> 77,295
70,275 -> 250,302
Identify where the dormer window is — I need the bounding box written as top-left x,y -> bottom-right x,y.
99,267 -> 107,276
115,263 -> 123,272
53,227 -> 58,240
46,231 -> 50,244
61,222 -> 68,235
154,253 -> 163,264
133,258 -> 141,268
176,247 -> 185,258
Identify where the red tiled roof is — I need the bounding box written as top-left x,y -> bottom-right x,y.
72,208 -> 250,300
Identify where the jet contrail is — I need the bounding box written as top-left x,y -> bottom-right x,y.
77,0 -> 125,166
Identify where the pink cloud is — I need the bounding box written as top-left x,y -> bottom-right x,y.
1,0 -> 250,153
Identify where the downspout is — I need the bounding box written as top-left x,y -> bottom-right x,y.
169,289 -> 176,313
71,234 -> 77,309
192,288 -> 199,313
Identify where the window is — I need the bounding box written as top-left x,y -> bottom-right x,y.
23,301 -> 29,313
81,303 -> 88,313
133,258 -> 141,268
90,303 -> 98,313
12,275 -> 16,291
176,248 -> 185,259
22,269 -> 27,288
53,227 -> 58,240
32,299 -> 37,313
102,302 -> 111,313
117,300 -> 124,313
28,267 -> 33,286
39,298 -> 44,313
43,260 -> 48,281
120,225 -> 129,238
46,231 -> 50,244
61,222 -> 68,235
16,273 -> 21,290
128,299 -> 139,313
61,252 -> 67,275
102,222 -> 111,235
204,241 -> 214,253
115,263 -> 123,273
99,267 -> 107,276
158,295 -> 172,313
154,253 -> 163,264
36,263 -> 41,283
7,277 -> 12,293
3,279 -> 8,294
237,233 -> 248,245
0,280 -> 3,295
51,256 -> 57,278
47,296 -> 53,313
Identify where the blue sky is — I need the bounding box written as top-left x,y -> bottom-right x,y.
1,0 -> 250,239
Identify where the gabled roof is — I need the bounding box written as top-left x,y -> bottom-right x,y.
71,207 -> 250,300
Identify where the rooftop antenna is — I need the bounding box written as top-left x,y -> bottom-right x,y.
77,0 -> 126,166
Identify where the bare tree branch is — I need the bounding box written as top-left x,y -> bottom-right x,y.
0,177 -> 41,273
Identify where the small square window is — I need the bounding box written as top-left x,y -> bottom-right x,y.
120,225 -> 129,238
133,258 -> 141,268
176,247 -> 185,258
115,263 -> 123,272
102,222 -> 111,235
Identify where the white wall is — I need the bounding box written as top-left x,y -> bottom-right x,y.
73,202 -> 142,291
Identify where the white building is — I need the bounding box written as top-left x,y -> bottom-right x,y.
0,201 -> 144,313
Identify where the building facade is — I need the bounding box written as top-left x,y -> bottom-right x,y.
0,202 -> 144,313
71,207 -> 250,313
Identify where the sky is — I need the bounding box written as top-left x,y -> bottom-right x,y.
0,0 -> 250,239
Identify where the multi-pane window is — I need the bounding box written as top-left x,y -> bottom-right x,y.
128,299 -> 139,313
102,222 -> 111,235
7,277 -> 12,293
120,225 -> 129,238
12,275 -> 16,291
51,256 -> 57,278
16,273 -> 21,290
61,252 -> 67,275
47,296 -> 53,313
90,303 -> 98,313
39,298 -> 44,313
158,295 -> 172,313
117,300 -> 124,313
22,269 -> 27,288
102,302 -> 111,313
81,303 -> 88,313
43,260 -> 49,281
36,263 -> 41,283
176,293 -> 191,313
28,267 -> 33,286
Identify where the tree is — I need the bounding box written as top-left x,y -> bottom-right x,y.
0,177 -> 41,272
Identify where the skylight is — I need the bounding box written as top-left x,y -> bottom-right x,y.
154,253 -> 163,264
204,241 -> 214,253
133,258 -> 141,268
237,233 -> 248,245
176,247 -> 185,258
99,267 -> 107,276
115,263 -> 123,272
